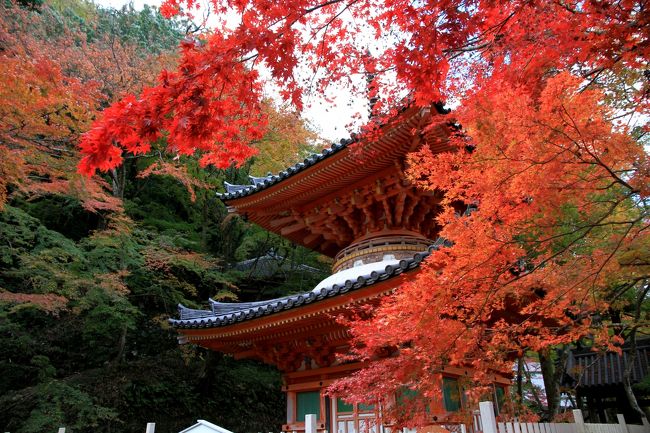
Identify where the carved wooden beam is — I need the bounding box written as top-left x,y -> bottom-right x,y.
420,208 -> 441,238
360,205 -> 378,232
402,193 -> 418,225
324,216 -> 352,244
304,210 -> 329,225
340,210 -> 361,238
303,232 -> 321,246
394,191 -> 407,226
281,221 -> 308,236
321,241 -> 338,254
410,202 -> 430,231
270,215 -> 298,228
381,197 -> 394,227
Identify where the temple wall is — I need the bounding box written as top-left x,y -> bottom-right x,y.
281,364 -> 511,433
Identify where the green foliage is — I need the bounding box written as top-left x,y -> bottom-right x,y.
94,3 -> 187,53
47,0 -> 186,54
0,116 -> 321,433
0,206 -> 86,297
12,381 -> 118,433
1,2 -> 328,432
78,287 -> 138,354
0,192 -> 292,432
15,0 -> 43,11
633,373 -> 650,394
206,356 -> 286,432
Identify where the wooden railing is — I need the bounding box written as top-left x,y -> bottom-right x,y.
333,235 -> 432,272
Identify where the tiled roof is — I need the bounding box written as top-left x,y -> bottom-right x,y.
217,102 -> 450,202
170,237 -> 451,330
219,139 -> 353,200
565,339 -> 650,387
233,252 -> 325,278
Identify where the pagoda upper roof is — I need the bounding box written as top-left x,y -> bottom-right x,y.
170,237 -> 450,330
218,104 -> 449,203
217,105 -> 452,256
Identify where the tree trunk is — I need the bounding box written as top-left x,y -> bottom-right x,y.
113,324 -> 127,365
539,348 -> 561,420
110,167 -> 124,199
517,356 -> 524,410
523,359 -> 544,411
623,282 -> 650,425
201,191 -> 208,251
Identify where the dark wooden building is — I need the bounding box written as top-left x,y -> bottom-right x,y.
565,339 -> 650,424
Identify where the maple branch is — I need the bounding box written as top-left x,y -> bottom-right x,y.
312,0 -> 357,34
559,104 -> 638,193
107,12 -> 124,81
532,115 -> 639,195
554,0 -> 583,14
526,196 -> 628,266
239,52 -> 260,64
304,0 -> 346,14
11,135 -> 77,153
526,214 -> 644,246
444,8 -> 519,60
444,42 -> 492,58
588,220 -> 635,286
515,222 -> 637,330
305,0 -> 359,95
608,321 -> 650,330
453,193 -> 633,340
609,280 -> 649,303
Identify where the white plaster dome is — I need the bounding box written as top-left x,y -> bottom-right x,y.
312,255 -> 400,293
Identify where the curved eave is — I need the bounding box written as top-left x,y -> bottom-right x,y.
218,138 -> 352,202
219,106 -> 451,210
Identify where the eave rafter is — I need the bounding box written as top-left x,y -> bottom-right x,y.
252,173 -> 444,253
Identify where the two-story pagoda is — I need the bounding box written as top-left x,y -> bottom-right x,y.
170,105 -> 510,433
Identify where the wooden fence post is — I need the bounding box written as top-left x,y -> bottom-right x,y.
573,409 -> 585,433
145,422 -> 155,433
306,414 -> 318,433
480,401 -> 498,433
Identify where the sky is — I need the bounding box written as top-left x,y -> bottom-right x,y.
94,0 -> 368,143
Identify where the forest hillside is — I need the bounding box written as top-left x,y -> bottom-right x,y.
0,1 -> 328,432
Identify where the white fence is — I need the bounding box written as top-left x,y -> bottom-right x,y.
477,401 -> 650,433
7,405 -> 649,433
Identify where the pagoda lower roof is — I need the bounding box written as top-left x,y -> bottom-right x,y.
170,238 -> 450,330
